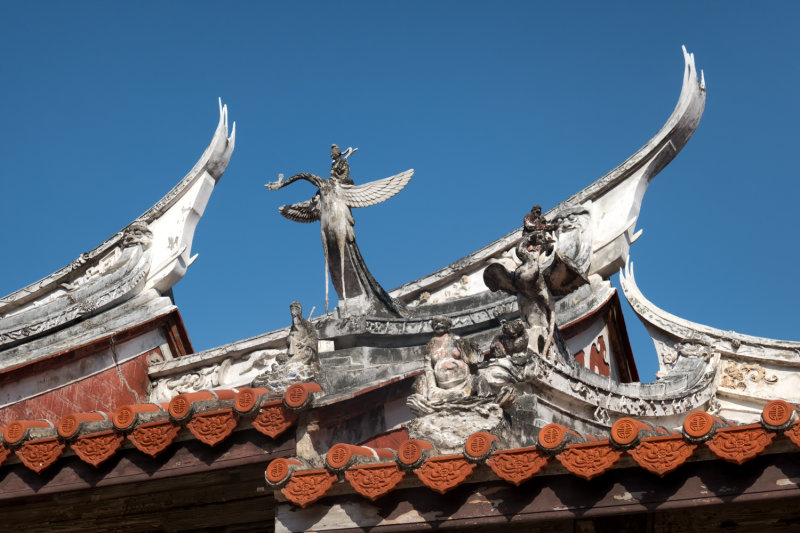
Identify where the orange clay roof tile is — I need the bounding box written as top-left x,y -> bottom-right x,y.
0,382 -> 315,474
268,399 -> 800,507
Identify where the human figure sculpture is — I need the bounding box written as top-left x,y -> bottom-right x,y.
330,144 -> 354,185
484,205 -> 590,363
521,205 -> 555,255
407,316 -> 483,414
252,301 -> 319,389
265,145 -> 413,317
481,319 -> 531,406
286,301 -> 318,365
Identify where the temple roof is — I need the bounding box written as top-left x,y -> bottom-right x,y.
2,378 -> 799,513
0,101 -> 234,373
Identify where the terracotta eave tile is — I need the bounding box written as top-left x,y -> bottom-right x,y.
486,446 -> 549,486
186,408 -> 238,447
414,454 -> 476,494
761,399 -> 798,431
283,382 -> 323,411
556,439 -> 623,480
251,400 -> 297,439
0,383 -> 321,475
266,457 -> 304,487
168,390 -> 237,423
464,431 -> 499,462
344,462 -> 406,501
0,441 -> 10,467
127,419 -> 181,458
325,443 -> 396,472
706,423 -> 775,465
397,439 -> 435,469
627,434 -> 696,476
71,430 -> 125,467
281,468 -> 338,508
784,420 -> 800,449
16,437 -> 65,473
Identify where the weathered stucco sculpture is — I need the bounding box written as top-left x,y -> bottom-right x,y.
407,316 -> 482,414
483,205 -> 591,364
265,146 -> 413,317
406,316 -> 513,453
482,319 -> 531,406
252,302 -> 319,390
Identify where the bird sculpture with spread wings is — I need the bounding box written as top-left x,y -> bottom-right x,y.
266,144 -> 413,317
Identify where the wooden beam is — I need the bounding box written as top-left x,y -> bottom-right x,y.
277,452 -> 800,532
0,428 -> 294,500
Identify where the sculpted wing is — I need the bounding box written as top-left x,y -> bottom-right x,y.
341,169 -> 413,208
279,195 -> 321,223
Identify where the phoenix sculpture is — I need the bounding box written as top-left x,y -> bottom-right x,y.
266,145 -> 413,317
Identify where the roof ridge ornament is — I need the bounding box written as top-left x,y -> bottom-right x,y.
265,145 -> 413,317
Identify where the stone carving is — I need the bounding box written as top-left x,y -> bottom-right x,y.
0,223 -> 153,348
266,146 -> 413,316
391,48 -> 705,309
406,316 -> 514,454
165,366 -> 219,394
482,319 -> 531,407
285,301 -> 319,366
673,341 -> 713,363
719,360 -> 778,391
593,406 -> 611,425
620,261 -> 800,418
484,205 -> 591,364
407,316 -> 483,414
252,302 -> 320,391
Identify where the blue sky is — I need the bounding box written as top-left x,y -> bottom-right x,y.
1,3 -> 798,381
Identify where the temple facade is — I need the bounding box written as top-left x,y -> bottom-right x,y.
3,49 -> 800,532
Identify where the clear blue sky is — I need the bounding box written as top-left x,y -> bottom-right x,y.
1,2 -> 798,381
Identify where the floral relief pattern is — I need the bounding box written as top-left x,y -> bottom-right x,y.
628,437 -> 696,476
16,438 -> 66,473
187,409 -> 238,446
252,403 -> 297,438
707,426 -> 775,465
72,431 -> 125,467
414,456 -> 476,494
719,361 -> 778,391
486,448 -> 549,486
128,421 -> 181,458
557,442 -> 622,480
281,470 -> 338,508
344,463 -> 406,501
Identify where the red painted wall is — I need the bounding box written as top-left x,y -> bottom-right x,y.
0,349 -> 157,427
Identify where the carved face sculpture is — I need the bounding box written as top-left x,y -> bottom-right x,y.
122,223 -> 153,249
431,316 -> 452,336
503,319 -> 526,339
331,144 -> 342,161
290,302 -> 302,318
